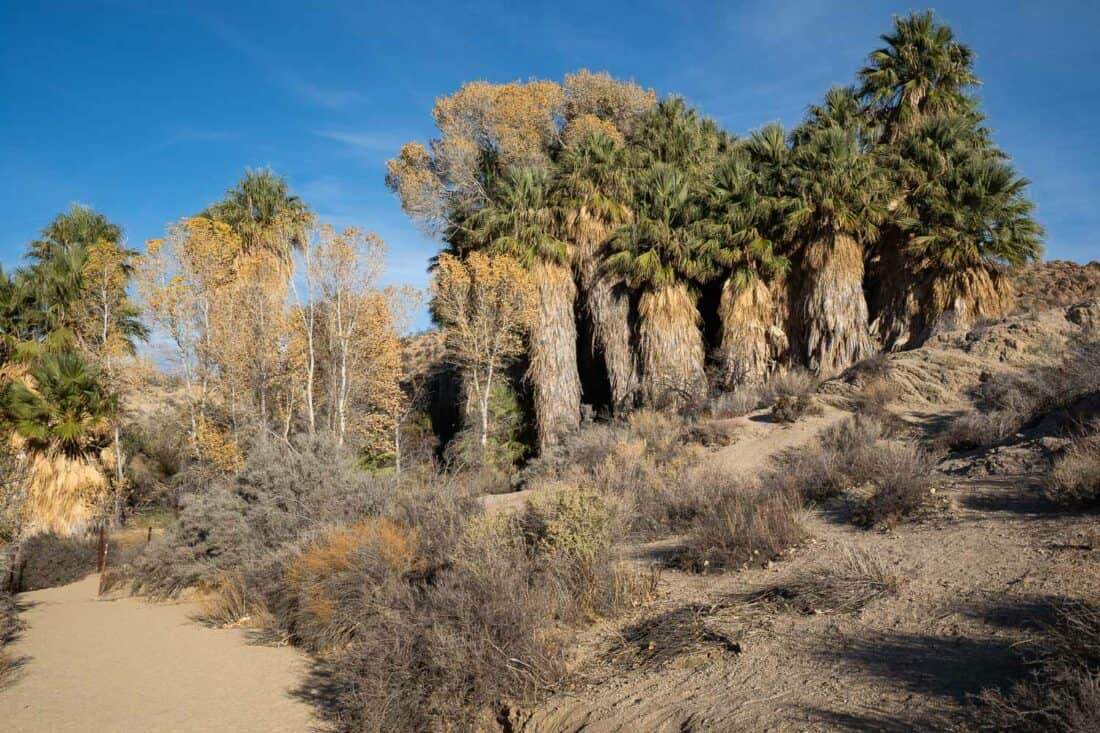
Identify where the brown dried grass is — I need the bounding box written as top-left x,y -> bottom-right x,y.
637,282 -> 708,409
528,261 -> 582,450
797,233 -> 874,377
718,276 -> 780,389
747,548 -> 900,614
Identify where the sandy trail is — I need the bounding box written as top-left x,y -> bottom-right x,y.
0,575 -> 315,733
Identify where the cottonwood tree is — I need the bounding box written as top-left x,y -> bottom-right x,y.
310,225 -> 387,446
138,217 -> 240,450
431,252 -> 534,454
79,240 -> 146,514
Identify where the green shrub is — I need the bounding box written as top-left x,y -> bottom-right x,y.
132,435 -> 390,595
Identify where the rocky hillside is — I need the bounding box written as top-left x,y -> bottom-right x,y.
507,299 -> 1100,732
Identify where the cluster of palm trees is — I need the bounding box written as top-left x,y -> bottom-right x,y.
0,170 -> 309,534
397,11 -> 1043,451
0,206 -> 145,533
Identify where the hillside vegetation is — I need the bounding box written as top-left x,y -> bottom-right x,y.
1,9 -> 1098,733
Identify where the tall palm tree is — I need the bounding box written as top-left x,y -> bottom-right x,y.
29,204 -> 122,262
24,205 -> 134,340
629,97 -> 728,177
608,164 -> 710,408
857,10 -> 978,144
871,113 -> 990,347
202,168 -> 310,268
702,148 -> 790,388
891,119 -> 1042,335
0,350 -> 115,534
785,126 -> 887,376
471,166 -> 580,450
554,130 -> 638,413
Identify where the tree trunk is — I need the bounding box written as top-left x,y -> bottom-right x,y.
718,276 -> 779,389
638,282 -> 707,409
927,265 -> 1014,336
583,273 -> 637,414
867,226 -> 925,351
797,233 -> 874,377
528,261 -> 581,451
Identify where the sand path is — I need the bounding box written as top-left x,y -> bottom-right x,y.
0,576 -> 315,733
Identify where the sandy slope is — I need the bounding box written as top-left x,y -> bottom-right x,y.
0,576 -> 315,733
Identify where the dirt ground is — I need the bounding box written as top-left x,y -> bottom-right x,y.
506,304 -> 1100,731
2,302 -> 1097,732
0,576 -> 316,733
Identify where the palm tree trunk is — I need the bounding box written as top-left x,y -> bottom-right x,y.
868,227 -> 925,351
529,261 -> 582,450
718,276 -> 777,389
927,265 -> 1014,334
583,271 -> 637,414
798,233 -> 874,377
638,282 -> 707,409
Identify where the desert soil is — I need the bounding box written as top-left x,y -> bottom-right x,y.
3,303 -> 1098,733
0,575 -> 316,733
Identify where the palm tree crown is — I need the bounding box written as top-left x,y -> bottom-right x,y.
607,164 -> 711,291
785,126 -> 888,244
858,10 -> 979,142
203,168 -> 309,260
1,350 -> 116,457
471,166 -> 568,267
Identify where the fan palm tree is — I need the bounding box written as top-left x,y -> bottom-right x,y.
870,114 -> 990,347
471,166 -> 580,450
702,149 -> 790,388
202,168 -> 310,268
0,350 -> 115,534
892,120 -> 1042,334
785,126 -> 887,376
629,97 -> 728,176
24,205 -> 136,341
608,164 -> 710,408
858,10 -> 978,144
555,130 -> 638,413
29,204 -> 122,262
794,86 -> 873,145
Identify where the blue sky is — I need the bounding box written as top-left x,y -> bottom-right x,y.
2,1 -> 1097,330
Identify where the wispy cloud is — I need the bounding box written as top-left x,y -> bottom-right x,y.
203,14 -> 362,110
314,129 -> 402,160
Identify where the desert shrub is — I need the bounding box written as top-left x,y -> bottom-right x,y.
853,442 -> 940,527
977,599 -> 1100,732
1,589 -> 22,686
283,486 -> 653,731
278,518 -> 423,652
14,532 -> 97,591
309,524 -> 564,733
946,341 -> 1100,450
765,368 -> 818,403
678,472 -> 805,572
749,548 -> 899,613
772,393 -> 823,423
772,415 -> 884,502
519,489 -> 653,620
132,435 -> 391,596
1046,433 -> 1100,508
707,387 -> 764,418
626,409 -> 685,464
